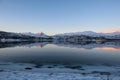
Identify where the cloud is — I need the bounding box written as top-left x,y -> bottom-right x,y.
100,29 -> 120,33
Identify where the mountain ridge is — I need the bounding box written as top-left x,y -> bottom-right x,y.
0,30 -> 120,39
54,31 -> 120,37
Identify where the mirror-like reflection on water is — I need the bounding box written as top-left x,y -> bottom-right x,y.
0,41 -> 120,66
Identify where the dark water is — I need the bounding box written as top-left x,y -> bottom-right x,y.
0,42 -> 120,66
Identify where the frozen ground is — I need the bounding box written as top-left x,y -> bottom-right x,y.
0,62 -> 120,80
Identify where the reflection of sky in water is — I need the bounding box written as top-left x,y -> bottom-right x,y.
0,42 -> 120,66
95,47 -> 120,51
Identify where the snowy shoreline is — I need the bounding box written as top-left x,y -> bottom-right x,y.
0,62 -> 120,80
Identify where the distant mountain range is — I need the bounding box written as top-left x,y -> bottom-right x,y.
21,32 -> 48,37
55,31 -> 120,36
0,31 -> 48,38
0,31 -> 52,42
1,30 -> 120,37
0,30 -> 120,42
54,31 -> 120,39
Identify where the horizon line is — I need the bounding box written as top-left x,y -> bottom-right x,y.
1,29 -> 120,36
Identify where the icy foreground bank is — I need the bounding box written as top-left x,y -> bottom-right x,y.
0,62 -> 120,80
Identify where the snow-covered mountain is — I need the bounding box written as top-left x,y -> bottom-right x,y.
54,31 -> 120,39
21,32 -> 48,37
0,31 -> 53,42
1,30 -> 120,40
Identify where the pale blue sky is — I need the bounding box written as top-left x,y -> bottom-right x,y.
0,0 -> 120,35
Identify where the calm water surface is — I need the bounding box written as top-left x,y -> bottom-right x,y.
0,42 -> 120,66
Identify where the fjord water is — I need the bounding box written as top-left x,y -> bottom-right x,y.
0,42 -> 120,66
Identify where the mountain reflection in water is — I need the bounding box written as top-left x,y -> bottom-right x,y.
0,41 -> 120,50
0,41 -> 120,66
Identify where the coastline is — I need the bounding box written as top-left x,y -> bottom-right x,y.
0,62 -> 120,80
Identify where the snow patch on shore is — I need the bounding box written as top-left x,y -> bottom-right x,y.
0,62 -> 120,80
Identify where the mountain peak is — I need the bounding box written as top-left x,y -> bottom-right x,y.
21,32 -> 47,37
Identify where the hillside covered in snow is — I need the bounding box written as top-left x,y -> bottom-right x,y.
0,31 -> 53,42
54,31 -> 120,39
0,30 -> 120,42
